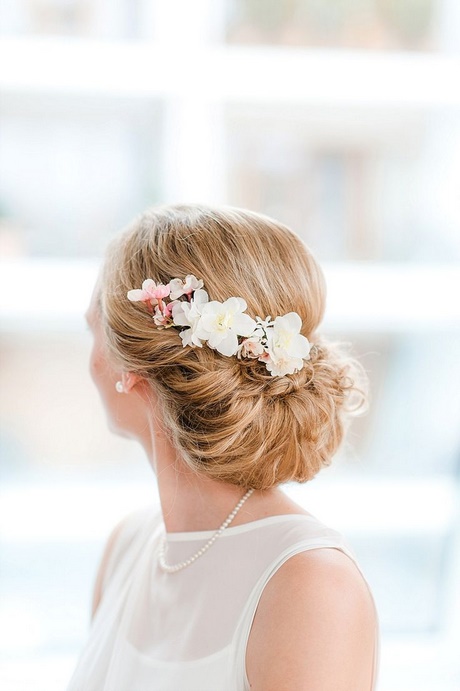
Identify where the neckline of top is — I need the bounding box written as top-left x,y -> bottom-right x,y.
164,512 -> 320,542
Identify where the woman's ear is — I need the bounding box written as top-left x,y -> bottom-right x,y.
121,371 -> 143,393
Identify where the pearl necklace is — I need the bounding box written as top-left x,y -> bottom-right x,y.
158,488 -> 254,574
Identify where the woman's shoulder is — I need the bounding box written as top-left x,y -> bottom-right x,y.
236,489 -> 347,548
110,505 -> 162,543
246,546 -> 378,690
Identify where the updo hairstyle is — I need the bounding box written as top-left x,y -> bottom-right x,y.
100,204 -> 368,490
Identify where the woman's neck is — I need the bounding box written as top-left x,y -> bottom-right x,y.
140,404 -> 308,533
158,466 -> 255,533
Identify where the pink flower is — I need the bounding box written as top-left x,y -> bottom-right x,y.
127,279 -> 171,306
258,351 -> 271,363
163,300 -> 179,317
238,336 -> 265,359
152,300 -> 180,327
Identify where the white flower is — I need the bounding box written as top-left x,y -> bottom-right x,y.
172,289 -> 209,347
263,312 -> 311,376
196,297 -> 257,357
169,274 -> 204,300
263,352 -> 304,377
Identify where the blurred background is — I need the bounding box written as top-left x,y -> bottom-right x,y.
0,1 -> 459,689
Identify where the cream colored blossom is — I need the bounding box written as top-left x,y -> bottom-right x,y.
263,313 -> 311,376
196,298 -> 256,357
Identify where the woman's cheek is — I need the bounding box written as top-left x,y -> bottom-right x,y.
90,343 -> 111,389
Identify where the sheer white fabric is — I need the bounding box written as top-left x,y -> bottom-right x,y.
67,508 -> 380,691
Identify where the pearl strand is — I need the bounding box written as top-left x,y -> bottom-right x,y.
158,488 -> 254,574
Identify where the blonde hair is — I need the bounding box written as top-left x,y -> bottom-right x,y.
101,203 -> 368,490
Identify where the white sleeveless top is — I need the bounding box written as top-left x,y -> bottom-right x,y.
67,508 -> 380,690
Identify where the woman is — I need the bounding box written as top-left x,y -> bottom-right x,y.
69,203 -> 379,690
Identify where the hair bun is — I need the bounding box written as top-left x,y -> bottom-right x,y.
262,365 -> 314,398
101,204 -> 369,490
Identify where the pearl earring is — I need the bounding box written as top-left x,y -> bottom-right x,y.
115,381 -> 124,393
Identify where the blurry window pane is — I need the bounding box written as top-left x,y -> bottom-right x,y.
225,0 -> 438,51
225,107 -> 460,262
0,0 -> 153,39
0,100 -> 163,257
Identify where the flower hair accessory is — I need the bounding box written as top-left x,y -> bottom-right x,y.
127,275 -> 312,377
